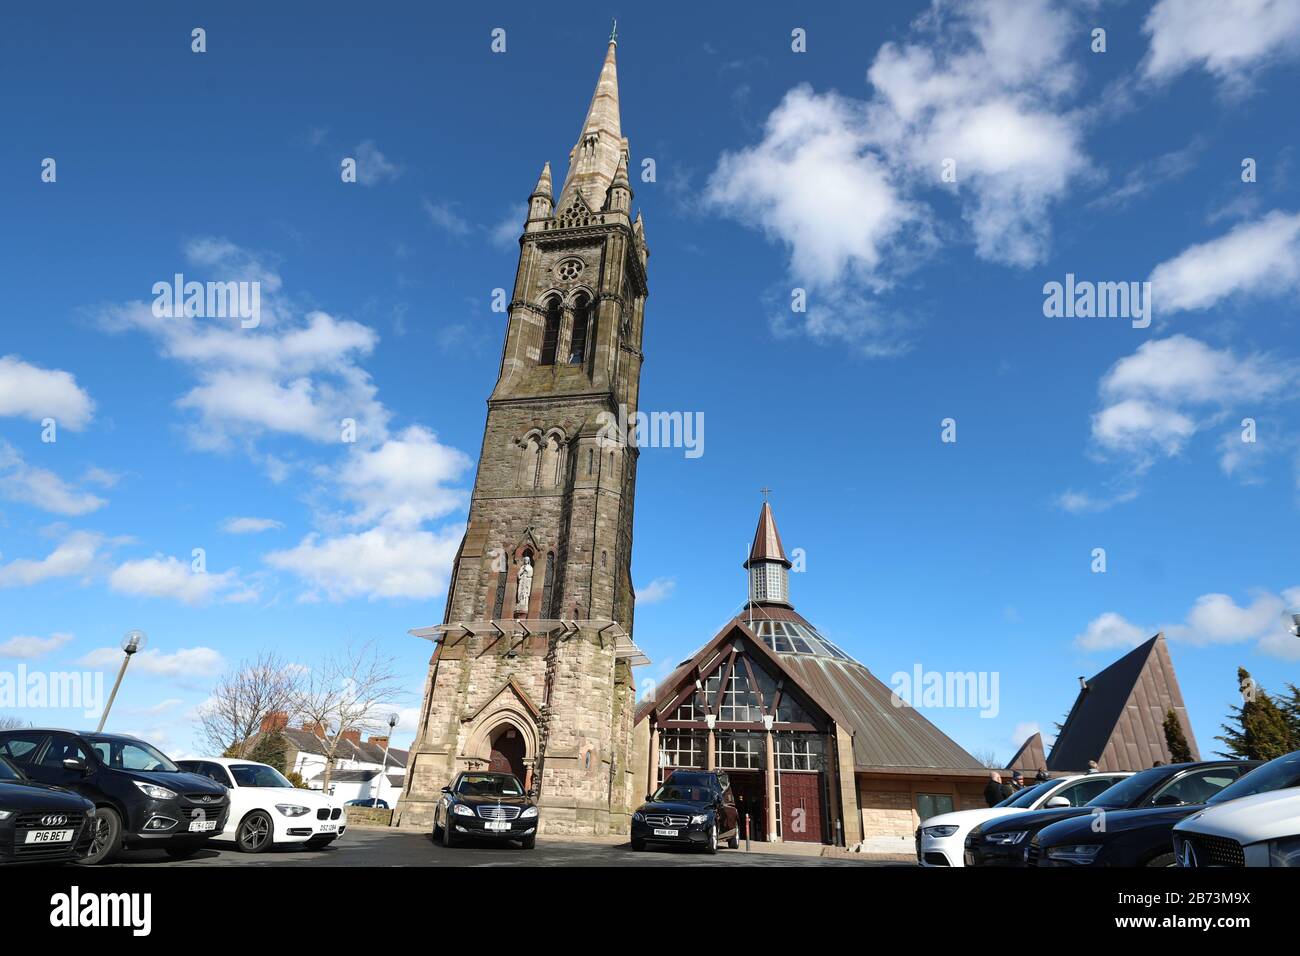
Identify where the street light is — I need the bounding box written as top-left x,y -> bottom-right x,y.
1288,611 -> 1300,640
377,713 -> 399,807
97,629 -> 147,732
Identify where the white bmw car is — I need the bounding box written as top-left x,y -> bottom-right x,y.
917,772 -> 1132,866
1173,750 -> 1300,867
177,757 -> 347,853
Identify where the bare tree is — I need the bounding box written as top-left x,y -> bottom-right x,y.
290,641 -> 406,795
0,715 -> 31,731
197,652 -> 303,757
970,748 -> 1003,769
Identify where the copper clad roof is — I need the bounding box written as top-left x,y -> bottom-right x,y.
1046,634 -> 1200,772
1006,732 -> 1047,773
746,502 -> 791,567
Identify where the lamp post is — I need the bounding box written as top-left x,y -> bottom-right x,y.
97,630 -> 146,732
377,713 -> 398,806
1288,611 -> 1300,640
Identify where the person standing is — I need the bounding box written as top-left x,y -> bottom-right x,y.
983,771 -> 1004,807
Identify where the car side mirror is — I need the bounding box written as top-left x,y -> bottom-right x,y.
440,786 -> 451,794
1154,794 -> 1183,807
62,758 -> 88,774
645,794 -> 654,803
1045,796 -> 1070,808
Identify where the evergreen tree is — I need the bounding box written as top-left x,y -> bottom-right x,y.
1163,708 -> 1194,763
248,732 -> 289,773
1278,683 -> 1300,749
1216,667 -> 1294,760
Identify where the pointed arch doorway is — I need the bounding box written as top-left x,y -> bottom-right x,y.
488,724 -> 527,782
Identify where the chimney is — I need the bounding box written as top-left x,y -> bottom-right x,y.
302,721 -> 326,737
368,735 -> 389,750
341,728 -> 362,746
260,711 -> 289,734
1078,676 -> 1088,692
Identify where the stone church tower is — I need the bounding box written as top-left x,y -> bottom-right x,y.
397,34 -> 650,835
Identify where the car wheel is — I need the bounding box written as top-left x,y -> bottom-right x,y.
77,807 -> 123,866
432,809 -> 443,840
520,834 -> 536,849
236,811 -> 274,853
727,830 -> 740,850
441,812 -> 456,847
1146,852 -> 1177,867
630,838 -> 646,852
703,824 -> 718,855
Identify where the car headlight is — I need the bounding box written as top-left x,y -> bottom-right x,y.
0,810 -> 12,821
1268,836 -> 1300,867
690,813 -> 709,824
275,804 -> 310,817
1045,843 -> 1103,864
521,806 -> 538,819
632,811 -> 645,822
924,825 -> 959,838
985,830 -> 1028,845
133,781 -> 177,801
452,803 -> 475,817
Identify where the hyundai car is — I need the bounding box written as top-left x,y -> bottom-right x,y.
433,771 -> 537,848
178,757 -> 347,852
630,770 -> 740,854
0,728 -> 229,864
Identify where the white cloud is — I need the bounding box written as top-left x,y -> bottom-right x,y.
108,555 -> 254,606
0,632 -> 74,659
1143,0 -> 1300,90
0,530 -> 105,587
1075,612 -> 1149,651
1054,488 -> 1138,514
265,525 -> 463,601
422,198 -> 471,236
354,140 -> 402,185
79,645 -> 225,678
1148,210 -> 1300,314
336,425 -> 471,530
221,516 -> 285,534
637,577 -> 677,605
1077,587 -> 1300,660
1009,721 -> 1040,749
0,355 -> 95,429
0,443 -> 106,516
490,205 -> 527,248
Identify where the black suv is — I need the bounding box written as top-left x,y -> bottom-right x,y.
631,770 -> 740,854
433,771 -> 538,848
0,729 -> 230,864
0,754 -> 96,865
966,760 -> 1257,867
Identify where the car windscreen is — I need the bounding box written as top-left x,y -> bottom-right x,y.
0,756 -> 21,781
230,764 -> 294,788
1088,766 -> 1176,808
997,780 -> 1054,808
456,774 -> 524,796
85,736 -> 179,773
652,784 -> 713,803
1207,752 -> 1300,805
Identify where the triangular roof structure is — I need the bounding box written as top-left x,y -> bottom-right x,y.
747,501 -> 791,567
1006,732 -> 1047,773
1046,633 -> 1199,772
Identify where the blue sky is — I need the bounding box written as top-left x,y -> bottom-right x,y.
2,0 -> 1299,763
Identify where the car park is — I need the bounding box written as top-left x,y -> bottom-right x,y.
1031,761 -> 1259,866
433,771 -> 538,849
0,728 -> 229,864
916,773 -> 1131,866
965,760 -> 1257,867
0,754 -> 97,865
177,758 -> 347,853
1173,750 -> 1300,867
630,770 -> 740,854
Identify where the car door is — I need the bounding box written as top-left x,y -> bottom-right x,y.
27,733 -> 96,798
1144,766 -> 1246,808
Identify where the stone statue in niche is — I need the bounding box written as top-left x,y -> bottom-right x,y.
515,555 -> 533,611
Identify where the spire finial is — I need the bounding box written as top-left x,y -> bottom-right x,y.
609,19 -> 618,44
759,486 -> 772,503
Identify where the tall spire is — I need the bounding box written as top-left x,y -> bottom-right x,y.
745,499 -> 793,607
558,33 -> 628,211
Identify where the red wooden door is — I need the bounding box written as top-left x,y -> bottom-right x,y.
488,727 -> 526,782
780,773 -> 823,843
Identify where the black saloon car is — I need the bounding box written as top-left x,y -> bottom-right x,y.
1032,761 -> 1259,867
433,771 -> 537,848
0,754 -> 96,865
631,770 -> 740,854
0,728 -> 229,864
965,760 -> 1257,867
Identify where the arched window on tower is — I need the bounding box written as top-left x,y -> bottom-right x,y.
568,294 -> 590,365
492,562 -> 508,619
542,551 -> 556,619
539,296 -> 561,366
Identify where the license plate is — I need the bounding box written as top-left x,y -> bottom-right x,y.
188,820 -> 217,833
653,828 -> 678,837
485,821 -> 511,832
25,828 -> 74,844
319,823 -> 338,833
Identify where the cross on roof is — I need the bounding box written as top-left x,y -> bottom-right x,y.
759,486 -> 772,502
609,19 -> 618,43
